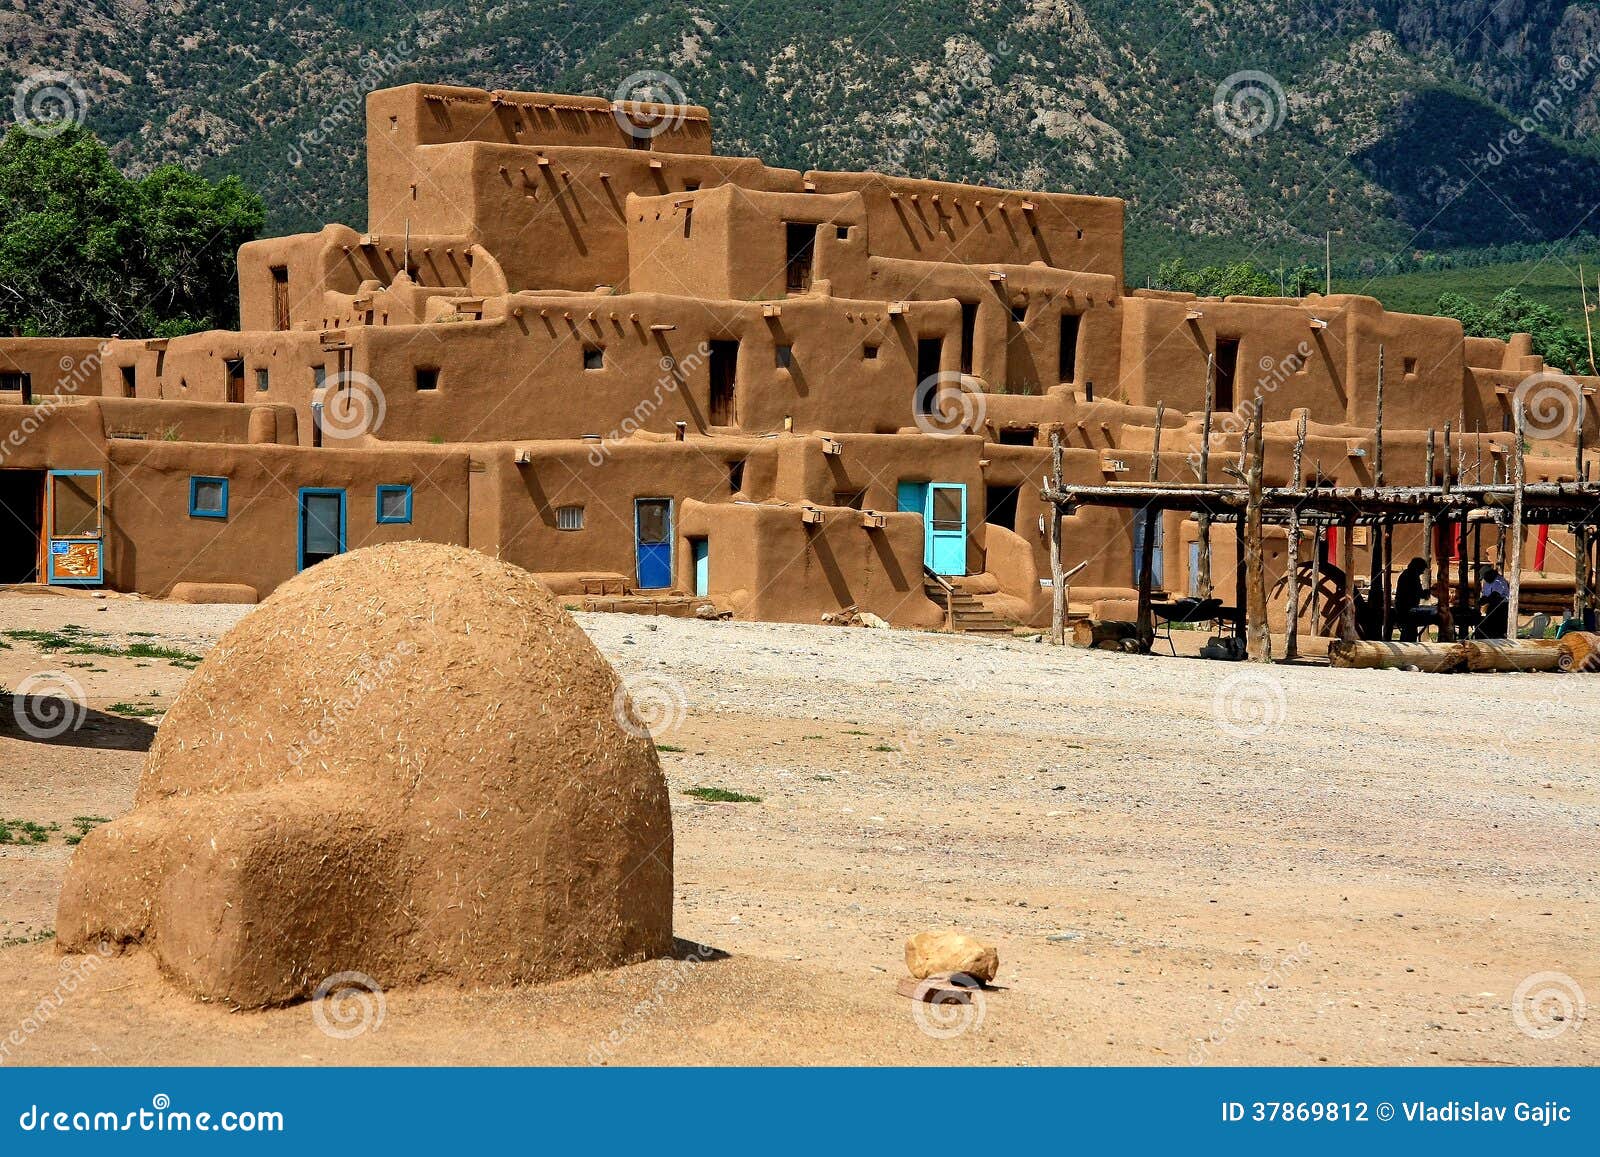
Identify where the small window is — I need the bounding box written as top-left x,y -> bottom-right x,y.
728,459 -> 746,493
836,226 -> 849,241
1010,305 -> 1027,324
120,366 -> 136,397
1403,356 -> 1417,376
313,364 -> 327,390
834,489 -> 866,510
683,180 -> 700,192
255,368 -> 270,392
863,344 -> 879,360
775,344 -> 793,369
415,367 -> 440,391
556,504 -> 585,531
189,476 -> 228,519
583,346 -> 604,370
376,484 -> 413,524
998,427 -> 1037,446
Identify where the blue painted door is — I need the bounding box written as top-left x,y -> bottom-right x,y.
1132,509 -> 1164,589
299,488 -> 345,571
45,469 -> 103,585
898,480 -> 967,575
691,538 -> 709,596
925,483 -> 967,576
635,498 -> 673,589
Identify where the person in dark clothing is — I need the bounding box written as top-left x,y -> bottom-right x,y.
1394,556 -> 1441,642
1477,565 -> 1510,638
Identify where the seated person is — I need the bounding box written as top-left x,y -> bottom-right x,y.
1394,557 -> 1441,642
1477,565 -> 1510,638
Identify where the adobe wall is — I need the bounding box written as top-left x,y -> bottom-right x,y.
101,440 -> 470,598
677,498 -> 944,628
0,339 -> 109,401
804,171 -> 1124,279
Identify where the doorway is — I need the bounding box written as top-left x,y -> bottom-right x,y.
709,340 -> 738,427
1214,338 -> 1239,413
0,470 -> 43,583
897,481 -> 967,576
298,488 -> 346,571
635,498 -> 673,589
784,223 -> 816,292
690,537 -> 709,596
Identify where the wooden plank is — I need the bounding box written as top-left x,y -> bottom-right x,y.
1197,353 -> 1215,599
1507,404 -> 1526,639
1285,411 -> 1307,660
1245,399 -> 1270,661
1049,429 -> 1065,646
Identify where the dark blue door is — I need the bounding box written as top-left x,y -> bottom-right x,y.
635,498 -> 673,589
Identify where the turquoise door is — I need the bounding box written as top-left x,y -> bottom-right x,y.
898,480 -> 966,576
691,538 -> 709,596
635,498 -> 673,589
298,488 -> 346,571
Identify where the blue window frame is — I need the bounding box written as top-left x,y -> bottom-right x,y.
188,475 -> 229,519
376,484 -> 413,524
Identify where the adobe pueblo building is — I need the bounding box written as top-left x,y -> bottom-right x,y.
1,83 -> 1595,632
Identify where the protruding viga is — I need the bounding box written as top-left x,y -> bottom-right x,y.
57,542 -> 674,1006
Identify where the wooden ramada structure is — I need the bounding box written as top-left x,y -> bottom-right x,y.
1,82 -> 1597,635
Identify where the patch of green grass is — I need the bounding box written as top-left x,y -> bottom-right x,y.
842,729 -> 870,736
0,929 -> 55,949
63,816 -> 108,846
0,630 -> 201,668
0,818 -> 59,845
107,702 -> 163,718
655,743 -> 685,753
683,786 -> 762,804
870,744 -> 898,752
812,774 -> 834,782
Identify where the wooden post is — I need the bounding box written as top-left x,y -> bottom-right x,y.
1136,504 -> 1159,653
1422,428 -> 1436,577
1196,354 -> 1216,599
1339,514 -> 1357,642
1438,421 -> 1455,641
1049,429 -> 1065,645
1575,389 -> 1590,624
1245,397 -> 1271,661
1285,411 -> 1307,660
1506,403 -> 1526,639
1150,400 -> 1164,483
1373,346 -> 1389,637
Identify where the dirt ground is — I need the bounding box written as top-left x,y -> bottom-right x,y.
1,587 -> 1595,1066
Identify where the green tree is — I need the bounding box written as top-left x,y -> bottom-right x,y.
0,125 -> 262,338
1436,289 -> 1590,374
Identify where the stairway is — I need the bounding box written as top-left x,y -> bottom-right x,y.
924,577 -> 1015,635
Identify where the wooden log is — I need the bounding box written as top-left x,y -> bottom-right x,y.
1557,631 -> 1600,673
1328,640 -> 1468,672
1245,398 -> 1271,661
1135,505 -> 1159,652
1197,353 -> 1215,599
1072,619 -> 1140,650
1049,430 -> 1065,646
1463,639 -> 1563,673
1505,403 -> 1527,639
1285,412 -> 1307,660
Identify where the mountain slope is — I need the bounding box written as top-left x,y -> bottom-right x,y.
2,0 -> 1598,281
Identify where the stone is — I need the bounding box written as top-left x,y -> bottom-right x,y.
904,929 -> 999,982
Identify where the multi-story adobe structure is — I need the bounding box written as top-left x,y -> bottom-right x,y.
1,83 -> 1593,632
